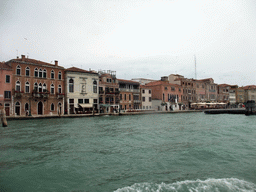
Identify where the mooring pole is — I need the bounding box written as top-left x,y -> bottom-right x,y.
0,108 -> 8,127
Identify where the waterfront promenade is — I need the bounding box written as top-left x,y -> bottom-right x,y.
5,110 -> 203,121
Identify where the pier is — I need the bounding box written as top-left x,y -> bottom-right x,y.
204,108 -> 246,115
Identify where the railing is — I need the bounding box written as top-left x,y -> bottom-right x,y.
14,91 -> 24,98
119,88 -> 140,93
134,100 -> 141,104
32,91 -> 49,99
56,93 -> 65,99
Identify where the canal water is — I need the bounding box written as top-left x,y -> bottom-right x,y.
1,113 -> 256,192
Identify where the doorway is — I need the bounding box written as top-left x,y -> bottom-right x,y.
38,101 -> 43,115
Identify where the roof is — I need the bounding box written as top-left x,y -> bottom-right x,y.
0,62 -> 12,70
65,67 -> 98,75
117,79 -> 140,84
242,85 -> 256,90
6,57 -> 65,69
144,80 -> 180,87
218,84 -> 232,87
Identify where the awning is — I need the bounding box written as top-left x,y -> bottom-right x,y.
79,104 -> 93,108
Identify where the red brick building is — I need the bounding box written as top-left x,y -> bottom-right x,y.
0,62 -> 13,116
5,55 -> 65,116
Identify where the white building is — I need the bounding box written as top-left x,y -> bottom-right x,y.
65,67 -> 99,115
140,86 -> 152,110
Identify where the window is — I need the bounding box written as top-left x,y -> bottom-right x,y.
142,89 -> 145,93
171,87 -> 175,91
51,103 -> 54,111
107,78 -> 112,83
39,69 -> 42,78
124,94 -> 126,100
38,83 -> 42,92
93,80 -> 97,93
149,97 -> 152,102
16,81 -> 21,91
142,97 -> 145,102
69,79 -> 74,93
25,103 -> 29,111
25,67 -> 30,76
5,75 -> 10,83
84,99 -> 89,103
34,68 -> 38,77
34,83 -> 38,92
43,83 -> 46,92
165,87 -> 168,90
51,70 -> 54,79
58,72 -> 62,80
69,99 -> 74,103
129,94 -> 131,101
58,85 -> 62,93
4,91 -> 11,99
16,65 -> 21,75
120,94 -> 122,100
163,93 -> 165,101
50,84 -> 54,94
149,90 -> 151,94
94,99 -> 97,103
25,82 -> 30,93
78,99 -> 83,103
43,69 -> 47,78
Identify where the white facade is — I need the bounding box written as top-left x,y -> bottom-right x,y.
65,69 -> 99,114
141,88 -> 152,110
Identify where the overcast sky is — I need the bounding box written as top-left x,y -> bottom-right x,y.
1,0 -> 256,86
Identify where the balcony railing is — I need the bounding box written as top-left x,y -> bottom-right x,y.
56,93 -> 65,99
14,91 -> 24,98
32,91 -> 49,99
134,100 -> 141,104
119,88 -> 140,93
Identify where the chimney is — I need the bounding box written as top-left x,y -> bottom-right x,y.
21,55 -> 25,61
54,60 -> 58,66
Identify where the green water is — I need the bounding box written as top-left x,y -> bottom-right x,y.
0,113 -> 256,192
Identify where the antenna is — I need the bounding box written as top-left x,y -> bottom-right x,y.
194,55 -> 197,79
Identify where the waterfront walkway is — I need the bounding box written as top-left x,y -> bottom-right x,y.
5,110 -> 203,121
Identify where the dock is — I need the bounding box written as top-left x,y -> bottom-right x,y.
204,108 -> 246,114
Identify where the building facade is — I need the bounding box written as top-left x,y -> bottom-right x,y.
243,85 -> 256,103
5,55 -> 65,116
217,84 -> 230,103
140,86 -> 152,110
0,62 -> 13,116
98,70 -> 119,113
118,79 -> 141,111
65,67 -> 99,114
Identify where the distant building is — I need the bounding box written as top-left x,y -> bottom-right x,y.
65,67 -> 99,115
144,80 -> 182,111
217,84 -> 230,103
0,62 -> 13,116
118,79 -> 141,111
243,85 -> 256,102
131,78 -> 157,85
98,70 -> 119,113
229,85 -> 238,105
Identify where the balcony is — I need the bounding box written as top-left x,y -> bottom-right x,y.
14,91 -> 24,98
32,91 -> 49,99
134,100 -> 141,104
119,88 -> 140,93
57,93 -> 65,99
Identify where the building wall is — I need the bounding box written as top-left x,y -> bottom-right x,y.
141,87 -> 152,110
7,56 -> 65,116
65,71 -> 99,114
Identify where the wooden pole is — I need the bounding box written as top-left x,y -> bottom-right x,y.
1,108 -> 8,127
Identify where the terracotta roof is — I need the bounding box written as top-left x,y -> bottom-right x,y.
242,85 -> 256,90
7,57 -> 65,69
117,79 -> 140,84
0,62 -> 12,70
65,67 -> 98,74
218,84 -> 232,87
144,80 -> 180,87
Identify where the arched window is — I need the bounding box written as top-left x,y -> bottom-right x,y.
51,103 -> 54,111
34,68 -> 38,77
34,82 -> 38,92
50,84 -> 54,94
16,81 -> 21,92
58,85 -> 62,93
58,72 -> 62,80
43,69 -> 47,78
93,80 -> 97,93
51,70 -> 54,79
25,67 -> 30,76
16,65 -> 21,75
43,83 -> 46,92
38,83 -> 42,93
69,78 -> 74,93
39,69 -> 42,78
15,101 -> 20,116
25,82 -> 30,93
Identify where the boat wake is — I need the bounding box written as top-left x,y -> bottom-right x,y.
114,178 -> 256,192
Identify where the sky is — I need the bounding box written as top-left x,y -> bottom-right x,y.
1,0 -> 256,86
